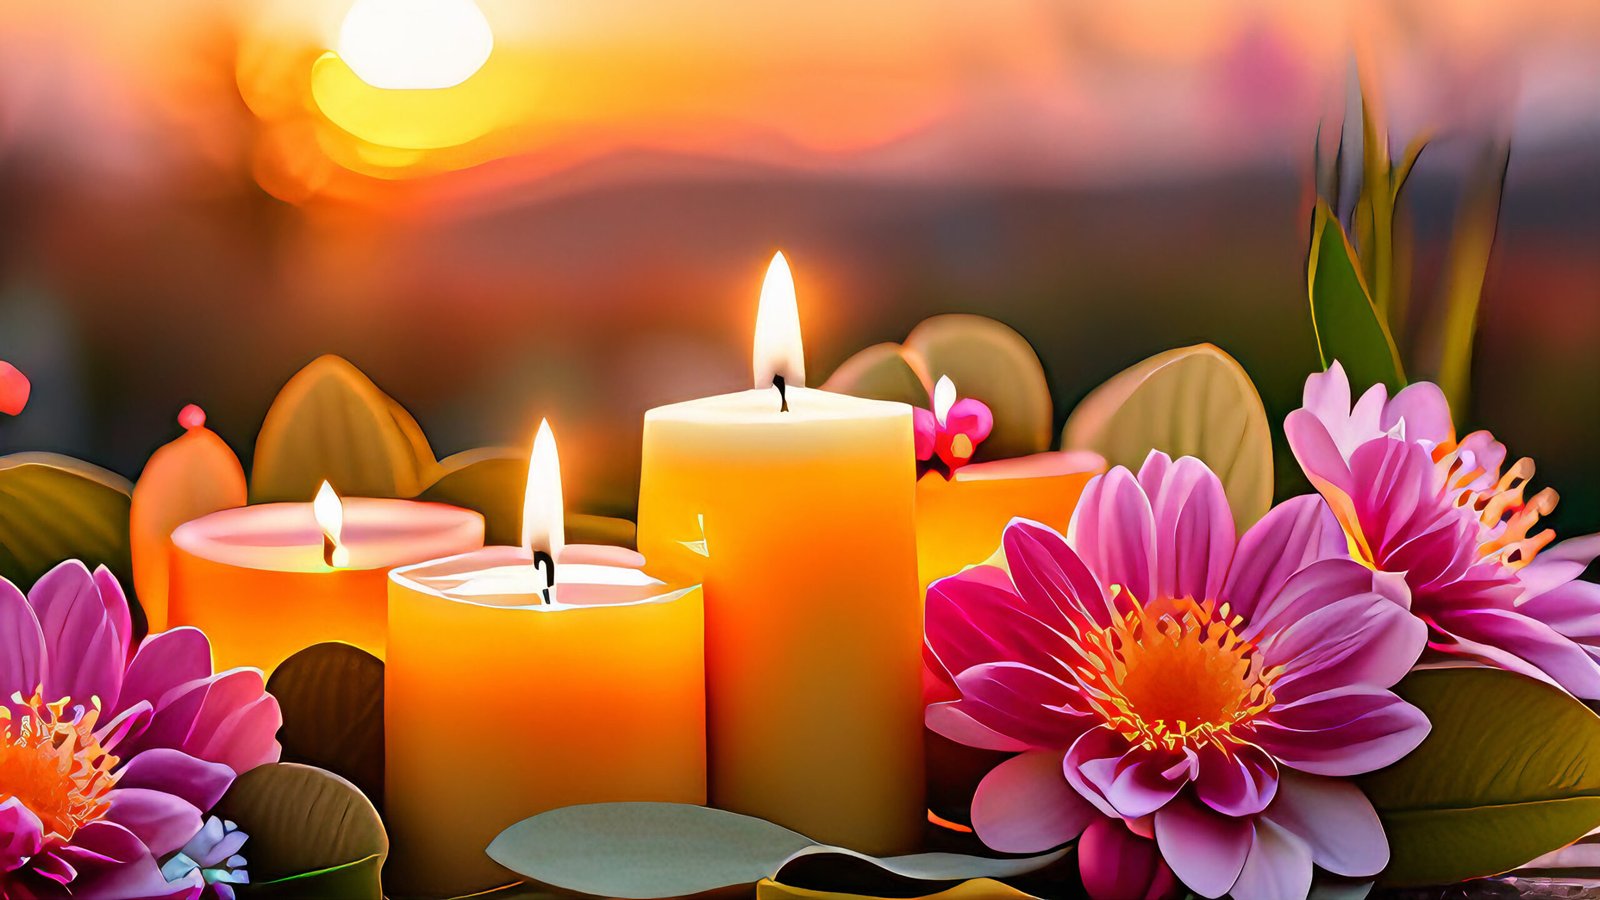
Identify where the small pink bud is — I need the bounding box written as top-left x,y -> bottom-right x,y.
178,404 -> 207,430
0,362 -> 29,416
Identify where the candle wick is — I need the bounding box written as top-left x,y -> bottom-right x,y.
322,533 -> 338,568
533,549 -> 557,604
773,375 -> 789,413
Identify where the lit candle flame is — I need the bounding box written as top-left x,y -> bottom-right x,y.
933,375 -> 956,428
313,481 -> 350,568
752,251 -> 805,393
522,419 -> 565,592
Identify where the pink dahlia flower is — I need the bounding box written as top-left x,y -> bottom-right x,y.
924,453 -> 1430,899
1287,362 -> 1600,698
0,561 -> 280,900
914,376 -> 994,476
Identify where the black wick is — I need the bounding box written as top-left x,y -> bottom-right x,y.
322,533 -> 338,568
773,375 -> 789,412
532,549 -> 556,605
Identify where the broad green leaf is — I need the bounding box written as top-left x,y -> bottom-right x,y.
266,643 -> 385,807
420,448 -> 637,548
487,802 -> 1063,900
241,854 -> 384,900
1357,667 -> 1600,887
1060,344 -> 1273,530
0,452 -> 142,634
489,802 -> 815,898
1307,201 -> 1405,394
903,315 -> 1053,461
757,877 -> 1042,900
251,355 -> 437,503
216,763 -> 387,899
821,343 -> 930,407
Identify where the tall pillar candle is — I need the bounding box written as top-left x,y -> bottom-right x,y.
637,253 -> 923,854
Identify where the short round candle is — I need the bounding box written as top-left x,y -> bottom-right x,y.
167,491 -> 483,672
385,422 -> 706,897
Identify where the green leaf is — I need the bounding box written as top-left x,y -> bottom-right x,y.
1357,667 -> 1600,887
216,763 -> 387,899
266,643 -> 385,808
0,452 -> 142,634
1429,142 -> 1509,422
902,315 -> 1053,461
487,802 -> 1063,900
1307,201 -> 1405,394
419,448 -> 637,549
241,854 -> 384,900
251,355 -> 437,503
1060,344 -> 1273,530
821,343 -> 931,407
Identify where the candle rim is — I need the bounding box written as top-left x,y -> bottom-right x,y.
644,386 -> 913,424
390,544 -> 697,611
172,498 -> 484,573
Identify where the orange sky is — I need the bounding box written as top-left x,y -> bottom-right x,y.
2,0 -> 1599,204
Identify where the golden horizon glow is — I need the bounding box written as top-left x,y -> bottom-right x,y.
521,418 -> 565,562
336,0 -> 494,90
933,375 -> 956,427
752,251 -> 805,391
313,480 -> 350,568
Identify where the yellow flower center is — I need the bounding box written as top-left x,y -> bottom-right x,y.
1435,442 -> 1558,569
1076,594 -> 1274,751
0,690 -> 120,841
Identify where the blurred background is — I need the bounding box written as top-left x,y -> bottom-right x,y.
1,0 -> 1596,531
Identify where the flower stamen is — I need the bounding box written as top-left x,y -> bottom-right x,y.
0,689 -> 120,841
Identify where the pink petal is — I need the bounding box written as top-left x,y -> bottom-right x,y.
1521,579 -> 1600,649
913,407 -> 937,461
1285,408 -> 1354,495
1153,793 -> 1253,898
74,853 -> 204,900
946,398 -> 994,443
0,797 -> 45,873
103,787 -> 203,857
1078,816 -> 1182,900
1142,455 -> 1234,605
115,748 -> 237,813
1192,741 -> 1277,817
1258,593 -> 1427,701
1228,817 -> 1313,900
61,820 -> 159,867
1519,533 -> 1600,601
1381,381 -> 1455,447
1299,364 -> 1352,434
1222,495 -> 1346,621
1002,518 -> 1114,627
1262,769 -> 1388,876
970,749 -> 1097,853
1254,686 -> 1430,777
1065,726 -> 1190,820
949,662 -> 1096,750
29,560 -> 124,707
0,577 -> 45,702
92,566 -> 133,667
1430,607 -> 1600,700
180,669 -> 281,773
1070,466 -> 1158,605
925,701 -> 1032,753
115,627 -> 213,717
926,566 -> 1085,680
1240,558 -> 1392,643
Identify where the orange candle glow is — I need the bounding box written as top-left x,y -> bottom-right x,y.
637,252 -> 924,854
386,421 -> 705,897
166,483 -> 483,672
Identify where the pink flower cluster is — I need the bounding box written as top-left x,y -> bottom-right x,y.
1,562 -> 280,900
927,364 -> 1600,899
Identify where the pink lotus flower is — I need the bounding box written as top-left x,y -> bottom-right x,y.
924,453 -> 1430,899
1287,363 -> 1600,698
0,561 -> 280,900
